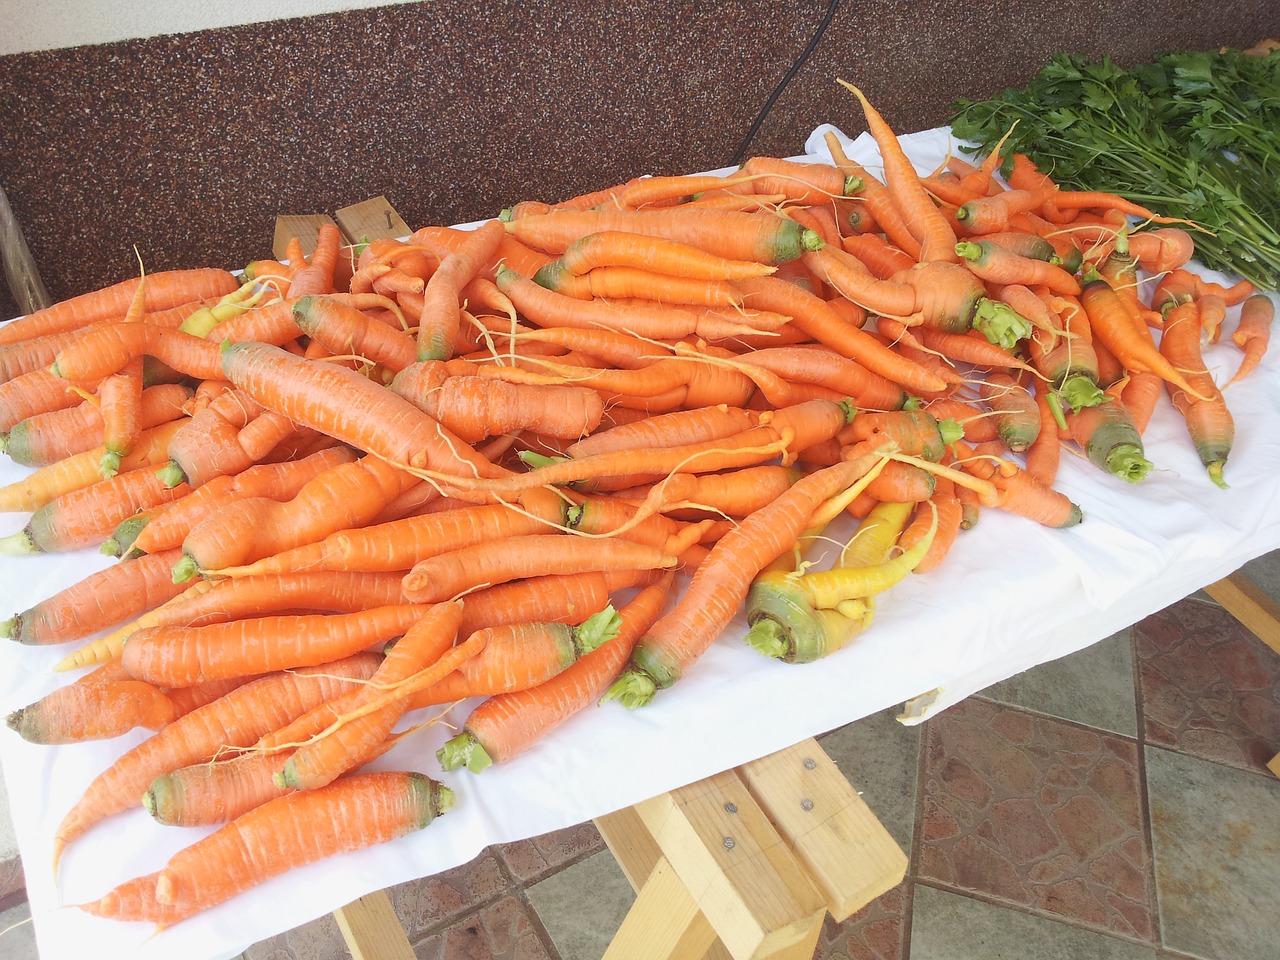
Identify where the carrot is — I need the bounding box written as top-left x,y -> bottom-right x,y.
153,389 -> 283,489
732,275 -> 942,396
0,367 -> 98,433
1225,294 -> 1274,388
1047,190 -> 1194,225
503,205 -> 822,265
50,323 -> 226,383
802,242 -> 916,317
79,771 -> 452,928
0,418 -> 184,514
894,260 -> 991,335
1080,278 -> 1205,398
956,239 -> 1081,296
1023,384 -> 1064,487
1159,300 -> 1234,488
2,382 -> 191,468
0,268 -> 239,347
952,440 -> 1082,527
439,573 -> 673,771
899,479 -> 963,574
413,219 -> 505,361
401,535 -> 676,604
118,445 -> 358,558
837,80 -> 960,263
171,454 -> 418,580
953,187 -> 1059,235
390,362 -> 605,443
839,233 -> 918,279
281,223 -> 342,299
0,458 -> 191,555
1063,396 -> 1153,483
277,600 -> 466,791
558,230 -> 777,280
822,131 -> 922,260
457,568 -> 644,635
144,752 -> 297,828
914,323 -> 1036,372
636,464 -> 798,520
218,341 -> 508,481
59,571 -> 407,672
1,547 -> 189,646
921,398 -> 997,444
843,408 -> 962,462
1118,369 -> 1164,435
8,671 -> 179,746
606,448 -> 885,705
52,653 -> 383,864
121,605 -> 429,687
291,294 -> 417,373
1125,228 -> 1195,274
565,404 -> 759,459
979,373 -> 1041,452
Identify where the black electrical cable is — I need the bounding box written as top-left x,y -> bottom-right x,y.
727,0 -> 843,167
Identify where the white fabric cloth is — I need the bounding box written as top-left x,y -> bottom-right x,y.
2,125 -> 1278,960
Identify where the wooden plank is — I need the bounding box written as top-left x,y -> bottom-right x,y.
737,738 -> 907,921
334,195 -> 411,245
634,768 -> 826,960
273,213 -> 339,261
601,856 -> 719,960
1269,753 -> 1280,778
332,889 -> 415,960
1203,572 -> 1280,656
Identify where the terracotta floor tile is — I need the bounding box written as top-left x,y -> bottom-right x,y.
918,699 -> 1154,941
496,821 -> 604,884
410,894 -> 554,960
242,910 -> 350,960
0,853 -> 22,901
1134,597 -> 1280,774
385,848 -> 513,940
813,880 -> 908,960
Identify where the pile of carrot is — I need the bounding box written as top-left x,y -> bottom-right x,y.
0,82 -> 1272,932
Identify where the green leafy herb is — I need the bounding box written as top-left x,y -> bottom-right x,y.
948,49 -> 1280,289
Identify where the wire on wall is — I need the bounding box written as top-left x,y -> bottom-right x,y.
727,0 -> 843,166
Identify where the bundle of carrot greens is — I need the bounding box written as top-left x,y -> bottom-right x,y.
949,46 -> 1280,290
0,80 -> 1274,936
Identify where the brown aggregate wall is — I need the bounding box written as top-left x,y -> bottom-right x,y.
0,1 -> 1276,318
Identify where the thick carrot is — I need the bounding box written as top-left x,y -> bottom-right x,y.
282,223 -> 342,299
219,341 -> 509,480
7,667 -> 178,745
0,367 -> 97,433
79,771 -> 452,928
565,405 -> 759,459
803,242 -> 916,317
840,232 -> 918,279
606,448 -> 884,705
953,440 -> 1083,527
52,653 -> 382,864
59,571 -> 407,672
2,381 -> 192,468
0,418 -> 184,513
1063,396 -> 1153,483
979,373 -> 1041,453
503,205 -> 822,264
1225,294 -> 1274,388
1080,278 -> 1204,398
144,752 -> 296,828
401,535 -> 676,604
121,445 -> 358,558
120,605 -> 428,687
1159,300 -> 1234,488
439,573 -> 674,771
455,570 -> 631,635
51,323 -> 225,383
173,454 -> 419,580
292,295 -> 417,372
843,408 -> 962,462
415,219 -> 505,361
953,187 -> 1058,235
956,239 -> 1081,296
1,547 -> 188,646
0,268 -> 238,347
899,479 -> 963,575
1125,228 -> 1195,274
559,230 -> 777,280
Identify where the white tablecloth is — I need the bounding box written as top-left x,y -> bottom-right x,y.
2,125 -> 1279,960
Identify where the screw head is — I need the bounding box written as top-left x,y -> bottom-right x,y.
723,836 -> 736,849
801,798 -> 814,811
803,758 -> 817,770
724,802 -> 737,814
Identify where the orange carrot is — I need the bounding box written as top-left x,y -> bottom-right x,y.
53,653 -> 382,864
219,341 -> 509,480
79,771 -> 451,928
455,570 -> 635,635
1080,278 -> 1204,397
979,373 -> 1041,452
401,535 -> 676,603
1125,228 -> 1195,274
898,479 -> 963,575
953,440 -> 1083,527
416,219 -> 506,361
291,295 -> 417,372
1023,384 -> 1063,487
0,367 -> 96,432
173,454 -> 419,580
956,239 -> 1081,296
1159,300 -> 1234,488
282,223 -> 342,298
1063,396 -> 1153,483
7,665 -> 178,745
821,130 -> 922,260
1225,294 -> 1274,388
439,572 -> 674,770
558,230 -> 777,280
0,268 -> 239,347
2,381 -> 192,468
50,323 -> 226,383
1,547 -> 189,646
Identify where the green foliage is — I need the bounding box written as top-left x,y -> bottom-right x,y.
949,49 -> 1280,289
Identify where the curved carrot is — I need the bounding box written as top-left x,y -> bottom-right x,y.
979,373 -> 1040,453
821,130 -> 922,260
956,239 -> 1081,296
1080,279 -> 1205,398
292,295 -> 417,372
1225,294 -> 1274,388
1159,300 -> 1234,488
51,324 -> 225,383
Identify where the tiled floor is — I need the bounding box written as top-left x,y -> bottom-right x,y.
1,552 -> 1277,960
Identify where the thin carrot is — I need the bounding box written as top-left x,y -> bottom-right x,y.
50,323 -> 226,383
1023,384 -> 1064,487
440,573 -> 674,771
1159,300 -> 1234,488
0,268 -> 239,347
401,535 -> 676,604
822,130 -> 922,260
558,230 -> 777,280
605,447 -> 885,706
120,605 -> 429,687
282,223 -> 342,298
1225,294 -> 1274,388
52,653 -> 383,865
79,771 -> 452,928
956,239 -> 1081,296
416,219 -> 506,361
952,440 -> 1082,527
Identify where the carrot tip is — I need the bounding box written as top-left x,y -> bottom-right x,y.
1208,461 -> 1229,490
